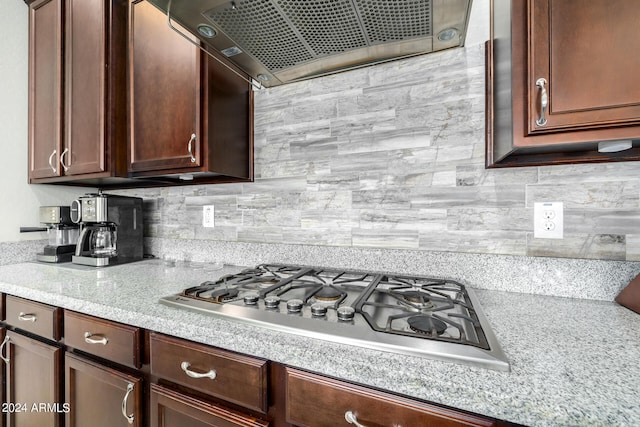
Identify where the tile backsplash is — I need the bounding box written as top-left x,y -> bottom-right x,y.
116,43 -> 640,261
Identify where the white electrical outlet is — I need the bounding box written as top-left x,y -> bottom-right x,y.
533,202 -> 563,239
202,205 -> 215,228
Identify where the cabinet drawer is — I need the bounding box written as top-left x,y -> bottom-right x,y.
285,368 -> 496,427
64,311 -> 141,369
150,333 -> 268,414
5,295 -> 62,341
150,383 -> 269,427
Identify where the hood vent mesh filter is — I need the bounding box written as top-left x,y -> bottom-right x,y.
203,0 -> 433,73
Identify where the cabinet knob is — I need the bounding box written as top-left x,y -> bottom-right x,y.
535,78 -> 548,126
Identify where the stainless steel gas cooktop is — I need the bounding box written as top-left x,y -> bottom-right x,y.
160,264 -> 509,371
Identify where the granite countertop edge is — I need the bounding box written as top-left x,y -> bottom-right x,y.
0,260 -> 638,427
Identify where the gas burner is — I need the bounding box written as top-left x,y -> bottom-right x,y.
314,286 -> 344,301
210,287 -> 239,303
397,290 -> 436,310
407,315 -> 447,336
402,290 -> 426,303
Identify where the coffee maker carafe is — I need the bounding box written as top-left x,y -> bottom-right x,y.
71,193 -> 143,267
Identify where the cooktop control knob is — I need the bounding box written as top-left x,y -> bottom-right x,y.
310,303 -> 328,317
264,295 -> 281,309
337,306 -> 355,321
243,292 -> 259,305
286,299 -> 304,313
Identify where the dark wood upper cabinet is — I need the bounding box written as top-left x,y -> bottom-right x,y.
128,0 -> 253,184
527,0 -> 640,133
28,0 -> 128,184
28,0 -> 63,180
129,0 -> 201,173
487,0 -> 640,167
28,0 -> 252,188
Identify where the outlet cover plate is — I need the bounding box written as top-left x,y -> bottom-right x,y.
534,202 -> 563,239
202,205 -> 215,228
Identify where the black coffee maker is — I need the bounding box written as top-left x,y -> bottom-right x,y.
71,193 -> 144,267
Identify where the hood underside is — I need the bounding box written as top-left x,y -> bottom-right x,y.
147,0 -> 472,87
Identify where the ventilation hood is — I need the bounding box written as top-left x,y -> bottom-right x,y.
147,0 -> 472,87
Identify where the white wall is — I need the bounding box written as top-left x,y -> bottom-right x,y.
0,1 -> 88,242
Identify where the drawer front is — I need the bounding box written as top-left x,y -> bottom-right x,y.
150,383 -> 269,427
150,333 -> 268,414
285,368 -> 496,427
5,295 -> 62,341
64,311 -> 141,369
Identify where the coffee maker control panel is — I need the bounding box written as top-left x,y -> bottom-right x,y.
39,206 -> 72,225
71,195 -> 108,223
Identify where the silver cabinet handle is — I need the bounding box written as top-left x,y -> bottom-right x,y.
187,133 -> 197,163
535,77 -> 548,126
180,361 -> 217,380
84,332 -> 108,345
121,383 -> 135,424
345,411 -> 368,427
0,336 -> 10,364
18,312 -> 37,322
48,149 -> 58,173
60,147 -> 69,171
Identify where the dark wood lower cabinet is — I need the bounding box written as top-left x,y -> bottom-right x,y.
65,352 -> 143,427
5,330 -> 63,427
285,368 -> 496,427
150,383 -> 269,427
0,296 -> 504,427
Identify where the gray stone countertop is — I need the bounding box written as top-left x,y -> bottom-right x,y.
0,260 -> 638,427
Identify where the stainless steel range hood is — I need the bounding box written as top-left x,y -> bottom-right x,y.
147,0 -> 472,87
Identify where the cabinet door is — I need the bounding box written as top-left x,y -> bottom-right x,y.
128,0 -> 202,173
150,383 -> 268,427
527,0 -> 640,134
28,0 -> 63,180
65,352 -> 142,427
5,331 -> 63,427
64,0 -> 108,175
